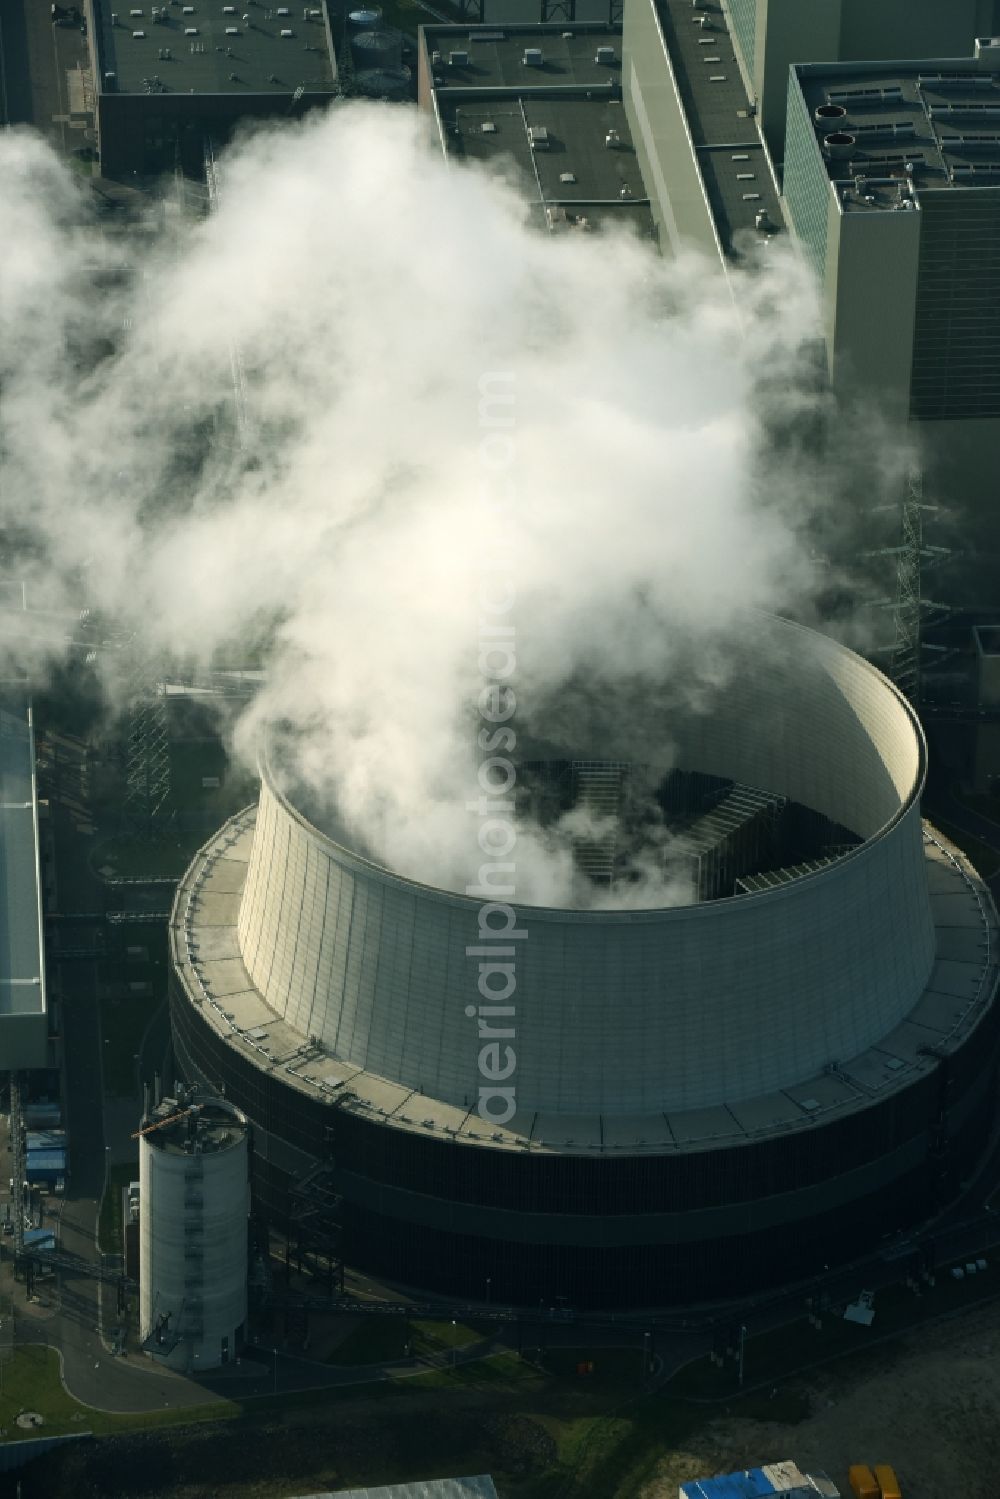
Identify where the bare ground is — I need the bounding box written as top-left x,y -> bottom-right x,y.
643,1299 -> 1000,1499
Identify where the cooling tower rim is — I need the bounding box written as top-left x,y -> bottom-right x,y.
258,612 -> 927,921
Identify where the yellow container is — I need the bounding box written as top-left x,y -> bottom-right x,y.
874,1464 -> 902,1499
848,1466 -> 880,1499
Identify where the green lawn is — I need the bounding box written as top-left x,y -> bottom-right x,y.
15,1272 -> 1000,1495
330,1317 -> 488,1366
0,1347 -> 238,1443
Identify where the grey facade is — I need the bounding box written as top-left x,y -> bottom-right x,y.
0,695 -> 48,1073
782,56 -> 1000,607
622,0 -> 782,265
86,0 -> 338,176
169,616 -> 1000,1306
722,0 -> 1000,164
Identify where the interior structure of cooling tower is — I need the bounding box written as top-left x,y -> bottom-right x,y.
168,613 -> 1000,1307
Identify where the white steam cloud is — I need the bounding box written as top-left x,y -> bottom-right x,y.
1,105 -> 836,907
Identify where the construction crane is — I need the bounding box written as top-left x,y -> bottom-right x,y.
131,1106 -> 197,1140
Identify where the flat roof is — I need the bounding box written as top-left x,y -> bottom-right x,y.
171,811 -> 999,1157
653,0 -> 783,257
423,25 -> 653,237
422,22 -> 620,90
795,59 -> 1000,210
0,694 -> 46,1021
92,0 -> 337,97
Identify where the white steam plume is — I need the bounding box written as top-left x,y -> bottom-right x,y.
0,106 -> 832,907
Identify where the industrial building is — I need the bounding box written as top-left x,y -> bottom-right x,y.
623,0 -> 782,262
168,615 -> 1000,1307
138,1092 -> 249,1370
86,0 -> 339,176
418,24 -> 654,238
722,0 -> 1000,164
782,47 -> 1000,607
0,693 -> 49,1073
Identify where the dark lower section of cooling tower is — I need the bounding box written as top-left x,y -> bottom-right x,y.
170,970 -> 1000,1309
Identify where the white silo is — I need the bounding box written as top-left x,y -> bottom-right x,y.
139,1092 -> 249,1372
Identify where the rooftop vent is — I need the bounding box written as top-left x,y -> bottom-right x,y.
815,102 -> 846,121
975,35 -> 1000,71
523,46 -> 542,66
595,45 -> 615,64
480,119 -> 496,132
133,26 -> 145,34
279,25 -> 292,33
225,23 -> 237,31
823,130 -> 856,159
277,4 -> 289,11
604,127 -> 620,147
184,23 -> 197,31
448,49 -> 468,65
527,124 -> 548,148
559,170 -> 576,182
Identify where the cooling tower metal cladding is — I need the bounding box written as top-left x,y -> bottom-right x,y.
236,615 -> 935,1115
169,614 -> 1000,1307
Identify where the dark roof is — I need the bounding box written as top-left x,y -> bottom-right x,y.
423,24 -> 654,238
653,0 -> 783,256
795,59 -> 1000,210
92,0 -> 337,97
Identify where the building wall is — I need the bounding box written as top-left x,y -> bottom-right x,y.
622,0 -> 720,261
95,91 -> 334,178
781,69 -> 833,281
910,189 -> 1000,422
823,201 -> 922,419
754,0 -> 841,166
0,1014 -> 49,1072
742,0 -> 994,164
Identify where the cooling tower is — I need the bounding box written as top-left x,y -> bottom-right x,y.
168,614 -> 1000,1307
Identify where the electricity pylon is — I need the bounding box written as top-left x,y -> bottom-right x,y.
868,468 -> 951,706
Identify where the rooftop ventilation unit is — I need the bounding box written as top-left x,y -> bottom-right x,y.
826,84 -> 903,107
848,119 -> 916,140
942,131 -> 1000,149
595,45 -> 615,64
930,102 -> 1000,117
480,120 -> 496,132
129,6 -> 142,12
448,49 -> 468,64
823,131 -> 856,159
133,27 -> 145,34
975,35 -> 1000,70
559,170 -> 576,182
277,4 -> 289,11
523,47 -> 543,66
605,127 -> 620,147
279,26 -> 292,34
225,23 -> 237,30
528,124 -> 549,148
918,72 -> 994,91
